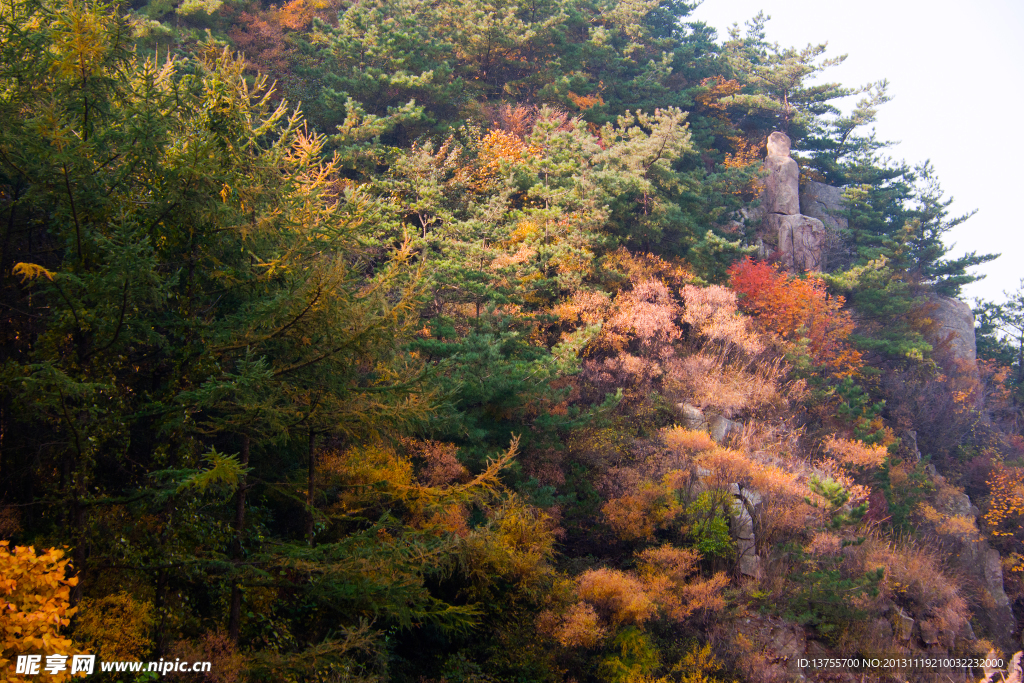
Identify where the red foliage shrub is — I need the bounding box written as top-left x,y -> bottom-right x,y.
727,257 -> 861,378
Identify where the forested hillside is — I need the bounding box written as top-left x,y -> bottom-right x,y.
1,0 -> 1023,681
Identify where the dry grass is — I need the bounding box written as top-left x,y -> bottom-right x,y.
857,535 -> 971,636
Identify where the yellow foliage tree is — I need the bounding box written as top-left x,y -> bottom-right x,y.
0,542 -> 83,682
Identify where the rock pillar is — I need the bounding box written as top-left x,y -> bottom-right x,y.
759,132 -> 826,272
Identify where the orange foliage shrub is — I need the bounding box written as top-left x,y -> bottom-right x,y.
168,631 -> 245,683
575,546 -> 729,632
804,531 -> 842,557
552,289 -> 611,326
635,545 -> 701,584
403,438 -> 469,487
469,129 -> 541,190
487,103 -> 540,140
728,257 -> 862,377
229,0 -> 340,77
634,545 -> 728,622
577,568 -> 657,626
691,445 -> 814,546
549,601 -> 607,647
858,537 -> 970,635
567,90 -> 604,111
603,248 -> 693,291
822,436 -> 887,470
0,543 -> 82,682
667,352 -> 784,417
602,278 -> 681,353
601,483 -> 680,542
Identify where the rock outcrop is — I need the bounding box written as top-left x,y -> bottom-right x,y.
928,294 -> 978,364
758,132 -> 826,272
764,213 -> 826,271
763,132 -> 801,216
799,179 -> 848,233
708,414 -> 740,443
677,403 -> 707,430
728,483 -> 761,577
982,652 -> 1023,683
675,404 -> 761,578
674,404 -> 740,444
732,615 -> 807,679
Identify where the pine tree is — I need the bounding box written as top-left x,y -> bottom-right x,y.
721,12 -> 854,139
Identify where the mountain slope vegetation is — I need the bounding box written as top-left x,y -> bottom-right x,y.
1,0 -> 1021,681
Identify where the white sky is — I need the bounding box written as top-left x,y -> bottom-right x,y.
687,0 -> 1024,305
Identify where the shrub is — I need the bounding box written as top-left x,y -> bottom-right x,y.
778,545 -> 884,645
578,569 -> 657,626
550,602 -> 607,648
404,438 -> 469,487
666,353 -> 784,417
684,492 -> 735,561
168,631 -> 245,683
0,543 -> 82,683
661,427 -> 718,456
822,436 -> 887,470
602,484 -> 682,543
73,592 -> 154,661
681,284 -> 763,357
574,546 -> 729,630
598,627 -> 661,683
984,464 -> 1024,545
728,257 -> 862,378
636,545 -> 728,623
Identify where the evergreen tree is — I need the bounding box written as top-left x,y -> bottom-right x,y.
721,12 -> 853,139
0,2 -> 498,670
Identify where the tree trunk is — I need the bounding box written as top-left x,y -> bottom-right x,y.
228,434 -> 250,644
306,429 -> 316,547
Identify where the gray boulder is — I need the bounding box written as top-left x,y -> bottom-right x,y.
799,180 -> 848,233
676,403 -> 706,430
709,414 -> 740,443
764,155 -> 800,215
893,607 -> 915,641
766,131 -> 792,157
